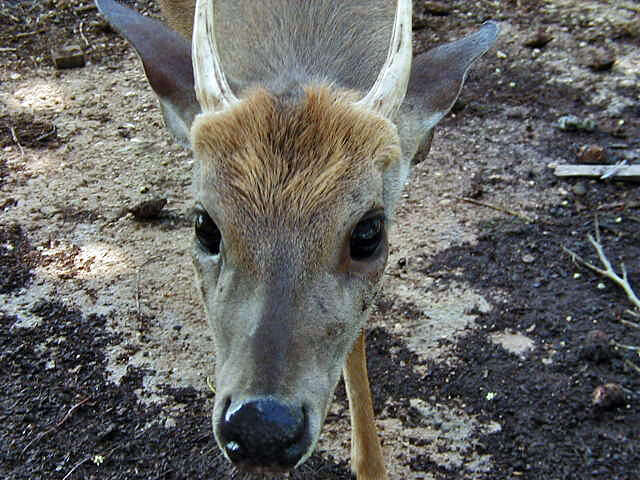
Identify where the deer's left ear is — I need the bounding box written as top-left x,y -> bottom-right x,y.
395,21 -> 499,161
96,0 -> 199,147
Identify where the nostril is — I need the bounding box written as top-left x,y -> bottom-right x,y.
220,397 -> 308,470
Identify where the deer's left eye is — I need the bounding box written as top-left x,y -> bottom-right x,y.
350,214 -> 385,261
195,208 -> 222,255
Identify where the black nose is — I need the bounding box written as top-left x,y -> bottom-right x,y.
219,397 -> 308,471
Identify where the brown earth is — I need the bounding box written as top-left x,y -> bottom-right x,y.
1,1 -> 639,479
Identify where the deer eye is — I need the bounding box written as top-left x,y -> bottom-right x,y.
195,208 -> 222,255
350,214 -> 385,261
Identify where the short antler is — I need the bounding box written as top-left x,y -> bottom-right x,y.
192,0 -> 239,111
355,0 -> 413,118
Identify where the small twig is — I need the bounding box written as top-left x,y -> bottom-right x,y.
206,375 -> 216,394
625,309 -> 640,320
15,29 -> 46,38
77,4 -> 98,13
62,444 -> 119,480
35,125 -> 57,142
601,159 -> 628,179
62,457 -> 90,480
624,359 -> 640,375
55,396 -> 91,428
612,341 -> 640,352
79,21 -> 89,48
0,47 -> 18,52
454,196 -> 535,223
564,221 -> 640,310
620,318 -> 640,329
10,126 -> 25,159
21,397 -> 91,457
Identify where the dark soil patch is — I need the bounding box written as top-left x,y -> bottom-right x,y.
418,182 -> 640,479
0,0 -> 158,71
0,113 -> 60,149
0,301 -> 352,480
0,223 -> 39,294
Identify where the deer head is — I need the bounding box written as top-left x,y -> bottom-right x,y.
96,0 -> 498,475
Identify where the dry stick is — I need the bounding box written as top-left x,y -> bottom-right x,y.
21,396 -> 91,457
563,232 -> 640,311
62,457 -> 91,480
625,309 -> 640,320
10,126 -> 24,160
79,21 -> 89,48
55,396 -> 91,428
62,444 -> 119,480
15,29 -> 46,38
625,359 -> 640,375
621,318 -> 640,329
454,196 -> 535,223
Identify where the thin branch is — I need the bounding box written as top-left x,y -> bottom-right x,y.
612,341 -> 640,352
620,318 -> 640,330
625,309 -> 640,320
79,21 -> 89,48
21,397 -> 91,457
62,457 -> 90,480
625,359 -> 640,376
564,229 -> 640,311
454,196 -> 535,223
10,126 -> 24,160
55,396 -> 91,428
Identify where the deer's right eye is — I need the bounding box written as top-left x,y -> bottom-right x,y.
195,209 -> 222,255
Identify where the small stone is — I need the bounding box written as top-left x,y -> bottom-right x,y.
523,29 -> 553,48
592,383 -> 626,410
522,254 -> 535,264
128,197 -> 167,220
52,45 -> 85,69
581,330 -> 612,362
556,115 -> 596,132
572,182 -> 587,196
587,51 -> 616,71
423,1 -> 451,15
577,145 -> 607,164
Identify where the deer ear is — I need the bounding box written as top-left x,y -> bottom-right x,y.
396,21 -> 499,161
96,0 -> 199,147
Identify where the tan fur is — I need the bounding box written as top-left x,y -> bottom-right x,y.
193,85 -> 400,222
157,0 -> 195,39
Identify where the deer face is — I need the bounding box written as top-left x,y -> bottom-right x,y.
191,86 -> 401,471
96,0 -> 498,474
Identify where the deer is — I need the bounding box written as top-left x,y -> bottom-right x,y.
95,0 -> 498,478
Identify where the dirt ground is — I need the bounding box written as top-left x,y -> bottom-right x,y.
1,1 -> 639,479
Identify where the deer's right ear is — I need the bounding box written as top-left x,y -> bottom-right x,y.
96,0 -> 199,147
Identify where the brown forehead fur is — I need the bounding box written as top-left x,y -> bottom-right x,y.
193,85 -> 399,220
192,85 -> 400,271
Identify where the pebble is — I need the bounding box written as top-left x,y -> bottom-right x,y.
581,329 -> 612,362
51,45 -> 85,69
556,115 -> 596,132
577,144 -> 607,164
592,383 -> 626,410
572,182 -> 587,196
586,50 -> 616,71
522,254 -> 535,264
523,29 -> 553,48
423,1 -> 451,15
128,197 -> 167,220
